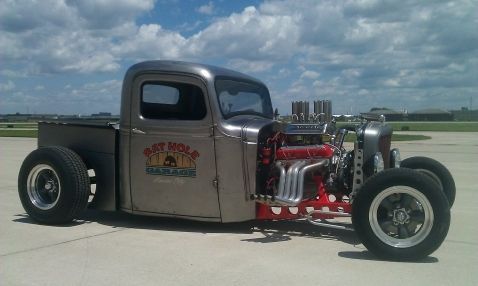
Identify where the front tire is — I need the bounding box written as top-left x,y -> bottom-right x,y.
18,146 -> 90,224
400,156 -> 456,207
352,168 -> 450,261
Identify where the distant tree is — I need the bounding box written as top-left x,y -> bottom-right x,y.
370,107 -> 391,112
274,108 -> 280,119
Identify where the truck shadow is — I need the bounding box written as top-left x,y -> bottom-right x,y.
14,209 -> 359,247
13,211 -> 438,263
337,251 -> 438,263
85,210 -> 360,246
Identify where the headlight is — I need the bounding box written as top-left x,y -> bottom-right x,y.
390,148 -> 401,168
373,152 -> 384,173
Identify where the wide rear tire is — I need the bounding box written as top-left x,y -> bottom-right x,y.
400,156 -> 456,207
352,168 -> 450,261
18,146 -> 90,224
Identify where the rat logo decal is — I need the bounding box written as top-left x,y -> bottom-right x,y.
143,142 -> 200,177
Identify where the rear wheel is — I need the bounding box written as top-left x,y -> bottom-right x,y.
400,156 -> 456,207
352,168 -> 450,261
18,146 -> 90,224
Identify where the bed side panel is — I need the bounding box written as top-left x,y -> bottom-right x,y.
37,122 -> 117,211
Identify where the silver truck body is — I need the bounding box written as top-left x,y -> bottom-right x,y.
25,60 -> 453,261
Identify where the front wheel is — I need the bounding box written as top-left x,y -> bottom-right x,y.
400,156 -> 456,207
352,168 -> 450,261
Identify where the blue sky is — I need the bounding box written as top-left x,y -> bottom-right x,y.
0,0 -> 477,115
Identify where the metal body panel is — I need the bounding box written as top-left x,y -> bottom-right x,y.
119,128 -> 132,211
128,73 -> 221,219
132,210 -> 221,222
206,136 -> 255,222
37,122 -> 118,211
119,61 -> 275,222
362,121 -> 393,176
213,118 -> 278,222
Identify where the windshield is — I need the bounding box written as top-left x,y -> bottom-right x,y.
215,79 -> 273,119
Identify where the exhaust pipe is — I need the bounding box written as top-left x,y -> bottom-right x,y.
273,159 -> 328,206
295,160 -> 328,205
284,161 -> 306,201
275,162 -> 286,199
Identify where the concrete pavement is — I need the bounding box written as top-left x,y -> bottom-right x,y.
1,133 -> 477,286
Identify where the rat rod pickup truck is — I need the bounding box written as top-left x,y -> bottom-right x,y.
18,61 -> 455,261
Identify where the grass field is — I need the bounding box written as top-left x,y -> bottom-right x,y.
0,121 -> 475,138
343,133 -> 431,142
0,129 -> 38,137
387,121 -> 478,132
0,123 -> 38,128
0,122 -> 39,137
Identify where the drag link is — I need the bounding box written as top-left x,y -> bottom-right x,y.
305,210 -> 354,231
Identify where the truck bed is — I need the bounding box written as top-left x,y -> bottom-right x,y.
38,120 -> 119,211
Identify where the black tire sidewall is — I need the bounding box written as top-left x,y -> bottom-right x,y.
400,156 -> 456,207
352,168 -> 450,261
18,147 -> 88,224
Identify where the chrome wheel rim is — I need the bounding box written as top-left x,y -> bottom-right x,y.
369,186 -> 434,248
27,164 -> 61,210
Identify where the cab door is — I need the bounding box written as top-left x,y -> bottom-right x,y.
129,74 -> 220,219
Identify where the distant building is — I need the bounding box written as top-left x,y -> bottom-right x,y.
362,109 -> 406,121
0,112 -> 120,122
451,109 -> 478,121
1,113 -> 31,122
91,112 -> 112,117
408,109 -> 453,121
333,114 -> 358,122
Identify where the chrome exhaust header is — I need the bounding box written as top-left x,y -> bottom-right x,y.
274,159 -> 328,206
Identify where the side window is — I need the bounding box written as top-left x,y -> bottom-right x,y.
141,82 -> 207,120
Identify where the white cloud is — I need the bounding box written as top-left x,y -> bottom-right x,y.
0,0 -> 155,74
1,79 -> 122,115
383,78 -> 400,87
70,0 -> 155,29
300,70 -> 320,80
0,80 -> 15,92
62,52 -> 120,73
112,24 -> 187,60
0,0 -> 75,32
228,59 -> 274,73
197,1 -> 215,15
0,69 -> 26,77
185,6 -> 300,63
81,79 -> 122,95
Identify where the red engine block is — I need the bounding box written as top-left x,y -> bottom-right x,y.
275,144 -> 334,160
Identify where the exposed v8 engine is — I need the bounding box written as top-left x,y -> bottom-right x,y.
257,101 -> 352,210
255,100 -> 393,210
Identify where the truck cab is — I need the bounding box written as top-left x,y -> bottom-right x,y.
119,61 -> 275,222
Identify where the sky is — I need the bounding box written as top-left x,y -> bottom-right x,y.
0,0 -> 477,116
